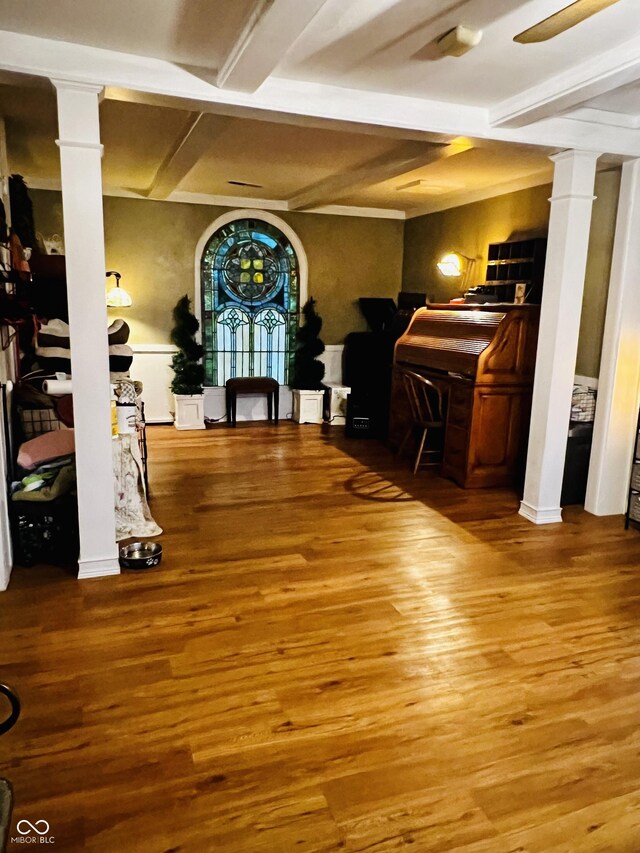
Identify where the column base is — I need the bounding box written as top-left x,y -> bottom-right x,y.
78,555 -> 120,579
519,501 -> 563,525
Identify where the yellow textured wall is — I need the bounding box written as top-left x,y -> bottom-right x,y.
30,191 -> 405,345
577,168 -> 620,378
402,172 -> 620,379
402,184 -> 552,303
31,174 -> 619,379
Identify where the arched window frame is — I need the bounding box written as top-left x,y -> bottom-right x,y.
194,209 -> 309,388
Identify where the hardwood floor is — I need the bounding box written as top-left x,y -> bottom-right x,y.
1,423 -> 640,851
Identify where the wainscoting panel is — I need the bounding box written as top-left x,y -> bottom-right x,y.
132,343 -> 344,424
131,344 -> 177,424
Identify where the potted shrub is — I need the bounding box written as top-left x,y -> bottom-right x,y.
170,295 -> 205,430
291,297 -> 326,424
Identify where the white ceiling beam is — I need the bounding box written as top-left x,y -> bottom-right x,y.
106,87 -> 454,144
217,0 -> 331,93
288,140 -> 471,211
490,33 -> 640,129
146,112 -> 231,200
1,31 -> 640,157
567,107 -> 640,130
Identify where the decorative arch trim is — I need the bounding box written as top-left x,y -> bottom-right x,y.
194,208 -> 308,330
194,209 -> 308,388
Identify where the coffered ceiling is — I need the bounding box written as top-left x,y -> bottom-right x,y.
0,0 -> 637,218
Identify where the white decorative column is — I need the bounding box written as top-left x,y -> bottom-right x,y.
0,118 -> 14,590
585,159 -> 640,516
520,150 -> 600,524
54,80 -> 119,578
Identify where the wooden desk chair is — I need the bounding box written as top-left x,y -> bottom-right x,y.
397,369 -> 445,474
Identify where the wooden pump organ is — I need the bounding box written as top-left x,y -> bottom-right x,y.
390,305 -> 540,488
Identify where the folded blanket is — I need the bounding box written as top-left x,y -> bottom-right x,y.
108,319 -> 130,346
37,318 -> 70,349
109,344 -> 133,374
12,460 -> 76,502
18,429 -> 75,471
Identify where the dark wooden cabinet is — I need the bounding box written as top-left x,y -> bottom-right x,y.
28,252 -> 69,321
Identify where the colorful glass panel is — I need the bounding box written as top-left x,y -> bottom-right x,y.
201,218 -> 300,386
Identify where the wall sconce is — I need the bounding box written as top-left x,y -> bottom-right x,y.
436,252 -> 476,288
105,270 -> 132,308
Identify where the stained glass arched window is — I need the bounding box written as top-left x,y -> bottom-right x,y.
200,218 -> 300,386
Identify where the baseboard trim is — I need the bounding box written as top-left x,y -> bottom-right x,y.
78,555 -> 121,579
519,501 -> 563,525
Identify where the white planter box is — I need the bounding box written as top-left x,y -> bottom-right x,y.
292,389 -> 325,424
173,393 -> 205,430
324,383 -> 350,426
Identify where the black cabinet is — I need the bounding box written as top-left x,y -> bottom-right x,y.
561,421 -> 593,507
484,238 -> 547,304
625,408 -> 640,529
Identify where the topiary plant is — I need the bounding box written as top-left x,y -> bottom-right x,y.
170,295 -> 205,395
291,297 -> 325,390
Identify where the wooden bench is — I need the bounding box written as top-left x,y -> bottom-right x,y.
225,377 -> 279,426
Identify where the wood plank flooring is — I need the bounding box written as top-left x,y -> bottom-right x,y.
1,423 -> 640,851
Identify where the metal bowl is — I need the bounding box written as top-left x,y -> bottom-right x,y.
119,541 -> 162,570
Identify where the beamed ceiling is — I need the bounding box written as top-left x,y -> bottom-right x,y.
0,0 -> 637,218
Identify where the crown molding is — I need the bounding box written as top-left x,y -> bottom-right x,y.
25,178 -> 406,220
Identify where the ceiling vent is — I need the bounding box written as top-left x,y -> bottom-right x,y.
228,180 -> 263,188
396,180 -> 463,194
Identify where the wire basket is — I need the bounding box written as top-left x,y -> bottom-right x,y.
571,385 -> 596,422
18,407 -> 67,440
629,494 -> 640,523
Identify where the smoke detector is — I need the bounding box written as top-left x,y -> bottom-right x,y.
435,25 -> 483,57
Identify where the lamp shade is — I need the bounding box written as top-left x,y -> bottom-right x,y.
105,270 -> 132,307
437,252 -> 464,277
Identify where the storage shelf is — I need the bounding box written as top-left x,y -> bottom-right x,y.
625,420 -> 640,529
479,238 -> 547,305
486,257 -> 534,266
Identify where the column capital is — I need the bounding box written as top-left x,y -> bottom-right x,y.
50,78 -> 104,98
549,149 -> 602,165
549,148 -> 600,201
55,80 -> 102,148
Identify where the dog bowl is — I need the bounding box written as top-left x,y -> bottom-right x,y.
119,541 -> 162,570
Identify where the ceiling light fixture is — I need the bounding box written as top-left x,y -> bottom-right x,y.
435,25 -> 483,58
